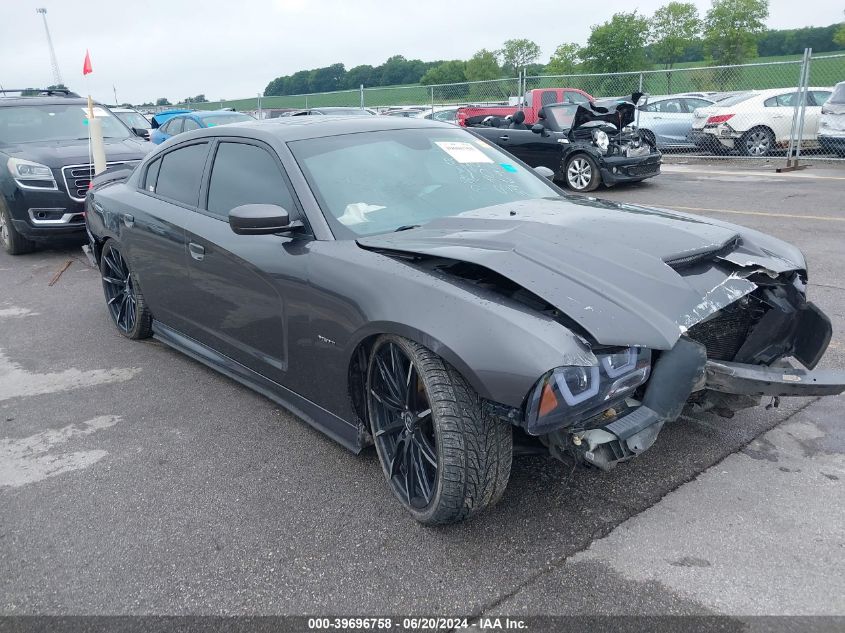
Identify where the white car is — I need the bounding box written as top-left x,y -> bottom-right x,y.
819,81 -> 845,157
689,87 -> 833,156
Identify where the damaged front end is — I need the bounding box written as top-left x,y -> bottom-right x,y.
529,271 -> 844,471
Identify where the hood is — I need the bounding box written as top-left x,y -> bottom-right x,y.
356,198 -> 804,350
571,93 -> 641,130
0,137 -> 152,168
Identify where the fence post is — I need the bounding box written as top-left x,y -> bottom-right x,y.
360,84 -> 364,110
430,86 -> 434,115
257,93 -> 262,120
638,72 -> 643,93
781,48 -> 812,172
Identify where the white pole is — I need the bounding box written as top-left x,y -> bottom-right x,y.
88,96 -> 107,175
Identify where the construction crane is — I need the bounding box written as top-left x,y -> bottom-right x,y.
36,8 -> 63,87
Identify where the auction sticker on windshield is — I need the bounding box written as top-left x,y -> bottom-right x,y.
435,141 -> 493,163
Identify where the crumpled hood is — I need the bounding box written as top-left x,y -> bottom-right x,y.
1,137 -> 152,168
571,93 -> 641,130
357,197 -> 805,350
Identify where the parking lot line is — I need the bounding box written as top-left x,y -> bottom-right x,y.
661,165 -> 845,181
668,205 -> 845,222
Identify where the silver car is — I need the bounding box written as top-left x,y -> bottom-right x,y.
636,94 -> 714,149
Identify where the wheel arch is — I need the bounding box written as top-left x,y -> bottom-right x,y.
345,321 -> 494,435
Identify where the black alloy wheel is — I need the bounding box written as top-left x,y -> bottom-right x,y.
368,339 -> 438,511
100,241 -> 152,339
366,335 -> 513,525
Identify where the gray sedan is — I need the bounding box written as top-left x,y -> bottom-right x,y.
636,95 -> 714,149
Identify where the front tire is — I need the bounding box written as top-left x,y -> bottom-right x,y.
0,203 -> 35,256
100,241 -> 152,340
366,335 -> 512,525
563,154 -> 601,192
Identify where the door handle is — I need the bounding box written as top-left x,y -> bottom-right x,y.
499,135 -> 509,141
123,213 -> 134,227
188,242 -> 205,261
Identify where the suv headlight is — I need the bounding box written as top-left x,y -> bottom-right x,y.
7,157 -> 57,189
592,129 -> 610,154
525,347 -> 651,435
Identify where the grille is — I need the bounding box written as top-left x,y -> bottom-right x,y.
627,161 -> 660,176
61,162 -> 134,202
686,297 -> 769,360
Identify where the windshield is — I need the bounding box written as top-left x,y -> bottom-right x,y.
545,104 -> 579,130
201,112 -> 254,126
289,128 -> 560,238
0,103 -> 131,144
114,111 -> 150,129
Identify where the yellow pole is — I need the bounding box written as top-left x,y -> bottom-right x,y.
87,95 -> 107,175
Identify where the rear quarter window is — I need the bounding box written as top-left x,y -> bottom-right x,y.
153,142 -> 209,206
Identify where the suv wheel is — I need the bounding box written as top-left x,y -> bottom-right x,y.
0,203 -> 35,256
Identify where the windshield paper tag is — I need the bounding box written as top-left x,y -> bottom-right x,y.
435,141 -> 493,164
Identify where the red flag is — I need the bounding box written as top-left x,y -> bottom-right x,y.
82,50 -> 93,75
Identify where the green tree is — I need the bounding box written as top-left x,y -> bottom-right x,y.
704,0 -> 769,66
650,3 -> 701,69
835,22 -> 845,47
420,60 -> 467,85
345,64 -> 378,88
155,97 -> 171,106
545,43 -> 581,75
581,12 -> 649,73
499,39 -> 541,74
194,94 -> 207,103
464,49 -> 501,82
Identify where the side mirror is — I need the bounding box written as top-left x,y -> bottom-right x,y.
531,123 -> 545,135
132,127 -> 149,138
534,166 -> 555,179
229,204 -> 291,235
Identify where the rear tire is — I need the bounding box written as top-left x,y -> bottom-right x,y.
100,240 -> 152,340
563,154 -> 601,192
738,127 -> 775,157
367,335 -> 512,525
0,203 -> 36,256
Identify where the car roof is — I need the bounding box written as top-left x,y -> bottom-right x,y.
178,115 -> 448,144
0,96 -> 89,108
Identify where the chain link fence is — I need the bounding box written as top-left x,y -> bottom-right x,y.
181,51 -> 844,164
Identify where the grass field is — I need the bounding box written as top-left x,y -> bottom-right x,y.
185,51 -> 845,111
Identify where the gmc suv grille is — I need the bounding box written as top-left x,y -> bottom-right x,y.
61,162 -> 136,202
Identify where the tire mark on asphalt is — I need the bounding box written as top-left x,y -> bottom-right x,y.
0,415 -> 120,488
0,350 -> 139,402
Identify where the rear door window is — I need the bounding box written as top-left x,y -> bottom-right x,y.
205,141 -> 295,220
182,118 -> 202,131
143,158 -> 161,192
154,142 -> 209,206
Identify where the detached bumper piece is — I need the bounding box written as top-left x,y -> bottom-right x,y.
705,361 -> 845,397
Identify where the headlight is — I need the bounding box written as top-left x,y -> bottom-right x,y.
592,129 -> 609,153
7,157 -> 57,189
525,347 -> 651,435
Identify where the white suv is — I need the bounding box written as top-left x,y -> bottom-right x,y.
819,82 -> 845,157
689,87 -> 833,156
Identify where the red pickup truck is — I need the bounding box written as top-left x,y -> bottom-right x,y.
456,88 -> 594,127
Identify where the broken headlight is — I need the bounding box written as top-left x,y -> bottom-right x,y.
525,347 -> 651,435
592,129 -> 609,154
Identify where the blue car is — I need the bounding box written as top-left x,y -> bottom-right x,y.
149,110 -> 254,145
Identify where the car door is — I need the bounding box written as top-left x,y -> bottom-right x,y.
503,127 -> 563,172
643,98 -> 689,145
123,141 -> 210,332
763,92 -> 798,141
181,138 -> 306,384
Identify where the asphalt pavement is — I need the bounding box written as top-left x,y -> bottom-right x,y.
1,162 -> 843,623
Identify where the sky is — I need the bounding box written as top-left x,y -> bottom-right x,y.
0,0 -> 841,105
